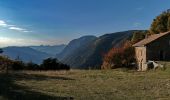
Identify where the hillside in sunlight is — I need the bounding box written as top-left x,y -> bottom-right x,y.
57,30 -> 139,69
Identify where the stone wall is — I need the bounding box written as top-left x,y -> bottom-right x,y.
135,47 -> 147,71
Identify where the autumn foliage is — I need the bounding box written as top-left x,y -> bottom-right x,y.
101,41 -> 135,69
150,9 -> 170,35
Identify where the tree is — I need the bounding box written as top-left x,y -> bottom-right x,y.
11,60 -> 25,70
41,58 -> 58,70
167,16 -> 170,30
101,41 -> 135,69
0,49 -> 3,54
122,42 -> 136,67
131,31 -> 147,43
102,48 -> 123,69
41,58 -> 70,70
150,9 -> 170,34
26,61 -> 39,70
0,56 -> 13,74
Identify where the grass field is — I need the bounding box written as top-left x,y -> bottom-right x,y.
1,63 -> 170,100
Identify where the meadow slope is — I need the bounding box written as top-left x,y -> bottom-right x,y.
1,64 -> 170,100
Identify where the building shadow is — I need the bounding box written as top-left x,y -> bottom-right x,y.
0,72 -> 74,100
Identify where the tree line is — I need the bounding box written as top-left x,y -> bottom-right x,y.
0,55 -> 70,71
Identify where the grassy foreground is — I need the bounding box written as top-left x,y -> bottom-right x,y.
1,64 -> 170,100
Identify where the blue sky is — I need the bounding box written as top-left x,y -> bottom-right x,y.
0,0 -> 170,47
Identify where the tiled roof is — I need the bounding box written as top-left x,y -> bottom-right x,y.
133,31 -> 170,47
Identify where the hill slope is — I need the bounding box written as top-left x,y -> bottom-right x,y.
58,30 -> 137,69
57,35 -> 97,60
2,47 -> 52,64
1,68 -> 170,99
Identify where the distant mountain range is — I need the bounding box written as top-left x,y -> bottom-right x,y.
57,30 -> 138,69
29,44 -> 66,55
2,30 -> 139,68
2,47 -> 52,64
2,45 -> 66,64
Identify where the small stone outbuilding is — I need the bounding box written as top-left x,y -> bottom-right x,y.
133,31 -> 170,71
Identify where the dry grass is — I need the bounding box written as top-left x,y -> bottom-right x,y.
1,65 -> 170,100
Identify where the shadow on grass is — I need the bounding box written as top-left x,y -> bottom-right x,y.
14,72 -> 75,81
0,72 -> 74,100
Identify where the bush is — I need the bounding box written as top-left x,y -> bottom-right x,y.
0,55 -> 70,71
101,41 -> 135,69
40,58 -> 70,70
11,61 -> 25,70
26,61 -> 40,70
0,56 -> 13,71
0,49 -> 3,54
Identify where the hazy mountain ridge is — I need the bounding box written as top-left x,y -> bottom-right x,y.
2,47 -> 52,64
30,44 -> 66,55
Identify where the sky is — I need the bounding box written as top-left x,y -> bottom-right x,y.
0,0 -> 170,47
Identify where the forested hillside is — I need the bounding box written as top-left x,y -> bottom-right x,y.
58,30 -> 139,69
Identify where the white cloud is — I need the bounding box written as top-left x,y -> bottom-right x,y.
9,26 -> 32,33
133,22 -> 142,28
0,19 -> 32,33
23,30 -> 33,33
0,20 -> 8,27
9,27 -> 25,31
136,7 -> 144,11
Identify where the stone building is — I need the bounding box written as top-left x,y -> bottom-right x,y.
133,31 -> 170,71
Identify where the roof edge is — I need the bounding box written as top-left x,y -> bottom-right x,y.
132,31 -> 170,47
